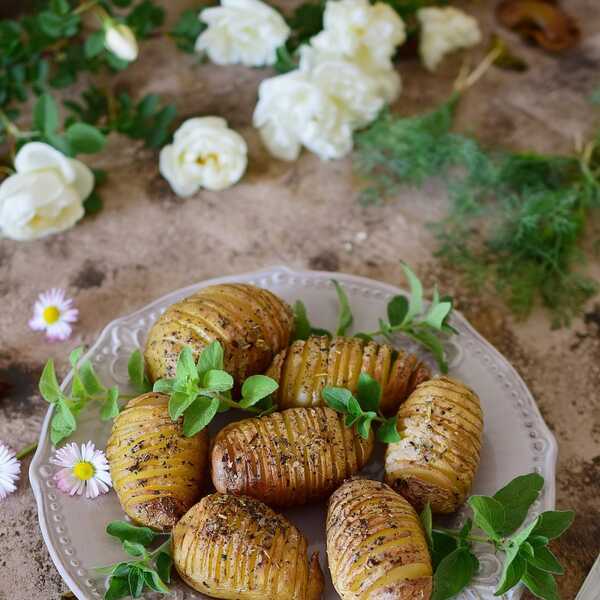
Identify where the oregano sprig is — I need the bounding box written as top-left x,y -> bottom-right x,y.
152,341 -> 279,436
322,373 -> 401,443
420,473 -> 574,600
98,521 -> 172,599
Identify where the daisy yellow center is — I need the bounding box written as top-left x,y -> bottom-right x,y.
42,306 -> 61,324
72,461 -> 95,481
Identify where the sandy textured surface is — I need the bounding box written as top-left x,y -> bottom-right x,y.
1,1 -> 599,599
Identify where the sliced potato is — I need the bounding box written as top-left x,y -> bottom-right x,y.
144,283 -> 293,383
211,406 -> 374,507
385,376 -> 483,513
172,493 -> 324,600
327,478 -> 432,600
266,335 -> 430,415
106,392 -> 208,531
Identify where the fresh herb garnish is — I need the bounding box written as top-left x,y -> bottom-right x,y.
354,81 -> 600,326
292,265 -> 455,372
152,342 -> 279,436
98,521 -> 172,599
322,373 -> 401,443
420,473 -> 574,600
127,349 -> 152,394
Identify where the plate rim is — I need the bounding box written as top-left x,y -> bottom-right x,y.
29,264 -> 558,600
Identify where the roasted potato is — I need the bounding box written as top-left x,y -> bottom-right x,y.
172,493 -> 324,600
266,335 -> 431,415
106,392 -> 208,531
327,478 -> 432,600
211,406 -> 374,507
385,376 -> 483,513
144,283 -> 293,383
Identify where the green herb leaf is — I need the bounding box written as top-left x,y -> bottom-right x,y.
79,359 -> 105,396
39,359 -> 61,403
387,295 -> 409,326
431,531 -> 458,571
495,553 -> 527,595
425,301 -> 452,330
531,510 -> 575,540
142,569 -> 169,593
69,347 -> 84,368
127,349 -> 151,393
183,395 -> 220,436
420,503 -> 433,548
432,547 -> 479,600
528,546 -> 563,574
100,386 -> 120,421
203,369 -> 234,393
168,390 -> 195,421
128,566 -> 145,597
153,378 -> 174,394
104,575 -> 130,600
106,521 -> 157,546
376,416 -> 401,443
34,93 -> 59,135
332,280 -> 353,336
239,375 -> 279,408
292,300 -> 312,341
197,341 -> 224,374
66,122 -> 106,154
322,386 -> 353,413
402,263 -> 423,323
123,540 -> 148,559
356,372 -> 381,412
176,346 -> 197,381
155,551 -> 172,584
522,564 -> 560,600
467,495 -> 505,540
357,412 -> 376,439
493,472 -> 544,535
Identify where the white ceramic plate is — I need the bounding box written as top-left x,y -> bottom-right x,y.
30,266 -> 557,600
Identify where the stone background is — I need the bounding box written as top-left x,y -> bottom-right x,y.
1,1 -> 599,598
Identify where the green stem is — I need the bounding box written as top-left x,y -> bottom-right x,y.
432,527 -> 491,544
73,0 -> 99,15
150,536 -> 172,557
16,442 -> 38,460
216,394 -> 263,414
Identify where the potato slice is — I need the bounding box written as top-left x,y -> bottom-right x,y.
385,376 -> 483,513
327,478 -> 432,600
172,493 -> 324,600
106,393 -> 208,531
266,336 -> 431,415
211,406 -> 373,507
144,283 -> 293,383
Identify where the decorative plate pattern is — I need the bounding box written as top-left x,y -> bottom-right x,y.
30,266 -> 557,600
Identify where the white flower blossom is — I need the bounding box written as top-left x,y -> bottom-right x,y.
0,142 -> 93,241
417,7 -> 482,71
0,444 -> 20,500
196,0 -> 290,67
159,117 -> 247,196
104,23 -> 139,62
29,288 -> 78,341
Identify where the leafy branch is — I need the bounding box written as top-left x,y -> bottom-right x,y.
152,342 -> 279,436
421,473 -> 574,600
98,521 -> 172,599
292,264 -> 456,372
322,373 -> 401,443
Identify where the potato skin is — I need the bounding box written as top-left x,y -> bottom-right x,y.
266,336 -> 430,415
172,493 -> 324,600
385,376 -> 483,513
211,406 -> 374,507
144,283 -> 293,383
106,393 -> 208,531
327,478 -> 432,600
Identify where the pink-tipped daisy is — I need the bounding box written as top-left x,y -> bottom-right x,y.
29,288 -> 78,341
0,443 -> 21,500
50,441 -> 112,499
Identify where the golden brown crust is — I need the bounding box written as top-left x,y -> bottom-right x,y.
106,393 -> 208,531
326,478 -> 432,600
211,406 -> 374,507
266,336 -> 430,415
144,283 -> 293,383
172,493 -> 324,600
384,376 -> 483,513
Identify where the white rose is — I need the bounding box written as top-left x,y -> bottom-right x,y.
196,0 -> 290,67
253,71 -> 353,161
0,142 -> 93,241
310,0 -> 406,69
417,7 -> 481,71
104,23 -> 139,62
159,117 -> 247,196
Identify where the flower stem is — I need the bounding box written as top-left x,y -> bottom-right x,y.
16,442 -> 38,460
73,0 -> 100,15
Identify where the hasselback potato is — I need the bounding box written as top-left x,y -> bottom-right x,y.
144,283 -> 293,383
266,336 -> 431,415
172,493 -> 324,600
106,393 -> 208,531
211,406 -> 374,507
385,376 -> 483,513
327,478 -> 432,600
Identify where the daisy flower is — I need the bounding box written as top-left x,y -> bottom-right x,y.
29,288 -> 78,341
50,441 -> 112,499
0,443 -> 21,500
